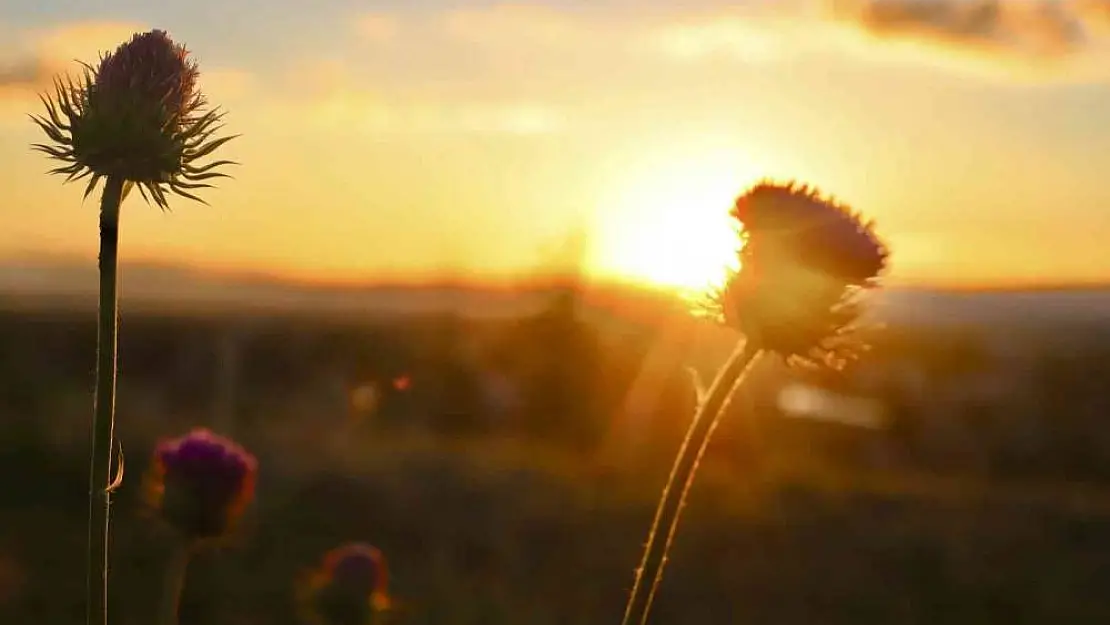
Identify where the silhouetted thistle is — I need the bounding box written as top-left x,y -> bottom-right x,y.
148,428 -> 257,540
28,30 -> 237,625
147,429 -> 257,625
710,180 -> 889,370
730,181 -> 887,284
622,180 -> 888,625
30,29 -> 237,207
298,543 -> 391,625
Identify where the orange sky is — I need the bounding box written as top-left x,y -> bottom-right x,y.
3,1 -> 1110,291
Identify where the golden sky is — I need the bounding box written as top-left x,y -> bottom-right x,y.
3,0 -> 1110,290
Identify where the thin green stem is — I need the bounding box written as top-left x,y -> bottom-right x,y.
638,344 -> 763,625
621,340 -> 763,625
157,542 -> 194,625
87,175 -> 125,625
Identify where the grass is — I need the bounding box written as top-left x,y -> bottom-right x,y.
5,423 -> 1110,625
4,302 -> 1110,623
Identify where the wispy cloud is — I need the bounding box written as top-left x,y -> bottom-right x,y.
436,4 -> 593,49
0,20 -> 145,102
829,0 -> 1084,56
0,57 -> 52,100
643,14 -> 811,63
11,0 -> 1110,135
299,95 -> 564,136
0,19 -> 253,127
338,1 -> 1110,83
255,56 -> 564,136
819,0 -> 1110,80
368,4 -> 801,64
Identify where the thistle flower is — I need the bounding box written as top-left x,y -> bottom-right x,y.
732,180 -> 887,283
707,180 -> 889,370
298,543 -> 391,625
30,29 -> 236,209
147,428 -> 257,541
621,180 -> 890,625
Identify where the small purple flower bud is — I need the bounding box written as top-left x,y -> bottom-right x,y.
148,428 -> 257,540
298,543 -> 390,625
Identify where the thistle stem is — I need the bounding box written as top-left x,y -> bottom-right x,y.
87,175 -> 125,625
157,542 -> 194,625
621,340 -> 763,625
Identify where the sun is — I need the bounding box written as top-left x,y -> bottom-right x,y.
589,145 -> 767,294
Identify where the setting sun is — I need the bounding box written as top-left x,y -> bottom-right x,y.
588,144 -> 766,293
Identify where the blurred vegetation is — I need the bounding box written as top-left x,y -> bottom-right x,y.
4,289 -> 1110,624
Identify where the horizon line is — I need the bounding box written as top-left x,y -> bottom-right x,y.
0,251 -> 1107,295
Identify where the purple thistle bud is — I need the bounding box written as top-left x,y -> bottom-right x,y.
326,544 -> 388,593
148,428 -> 257,540
30,29 -> 236,209
707,180 -> 889,370
299,543 -> 390,625
93,30 -> 199,122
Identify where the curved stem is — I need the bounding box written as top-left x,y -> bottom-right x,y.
638,346 -> 762,625
87,175 -> 124,625
621,340 -> 762,625
158,542 -> 194,625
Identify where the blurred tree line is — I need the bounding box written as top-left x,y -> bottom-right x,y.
3,294 -> 1110,482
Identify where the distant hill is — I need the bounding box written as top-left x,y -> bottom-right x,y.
0,255 -> 1107,330
866,287 -> 1110,328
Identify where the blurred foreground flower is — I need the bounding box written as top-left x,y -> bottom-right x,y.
31,29 -> 237,207
148,428 -> 257,540
28,29 -> 238,625
622,180 -> 888,625
147,429 -> 257,625
299,543 -> 391,625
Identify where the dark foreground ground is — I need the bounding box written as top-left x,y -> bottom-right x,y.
4,287 -> 1110,624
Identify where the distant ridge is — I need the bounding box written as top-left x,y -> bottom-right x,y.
0,255 -> 1107,329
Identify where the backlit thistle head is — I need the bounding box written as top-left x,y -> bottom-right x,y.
30,29 -> 237,209
706,180 -> 889,370
147,428 -> 257,541
298,543 -> 391,625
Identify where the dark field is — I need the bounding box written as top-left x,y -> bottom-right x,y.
5,287 -> 1110,625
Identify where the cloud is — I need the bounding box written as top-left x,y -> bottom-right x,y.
341,1 -> 1110,82
341,2 -> 803,106
260,58 -> 564,136
302,95 -> 564,136
827,0 -> 1085,58
0,19 -> 255,127
0,57 -> 52,93
413,4 -> 802,64
297,92 -> 564,136
643,14 -> 809,63
30,20 -> 147,64
1074,0 -> 1110,31
436,4 -> 589,48
0,20 -> 146,101
625,0 -> 1110,81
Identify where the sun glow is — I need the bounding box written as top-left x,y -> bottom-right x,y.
590,145 -> 767,294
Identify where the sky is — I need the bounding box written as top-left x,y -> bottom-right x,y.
2,0 -> 1110,290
